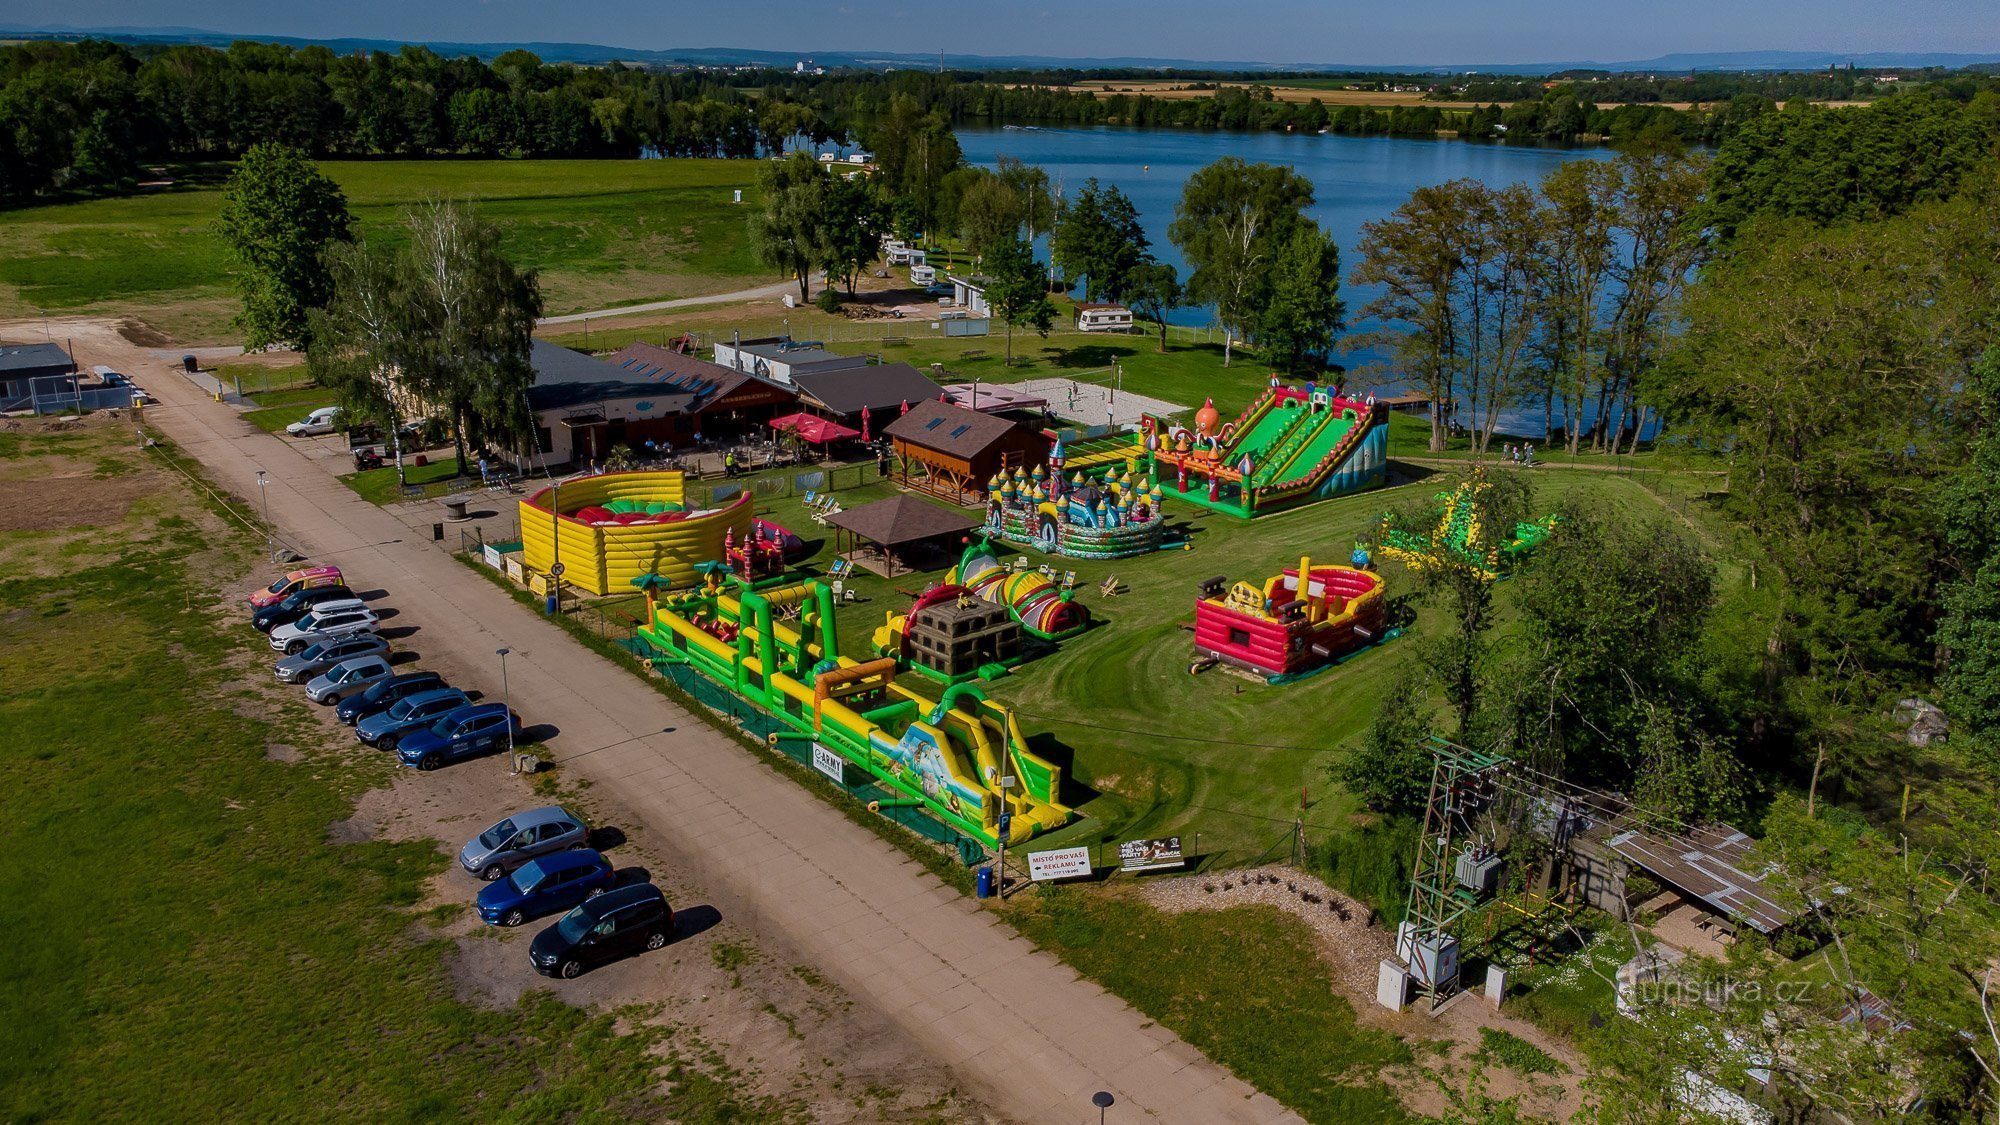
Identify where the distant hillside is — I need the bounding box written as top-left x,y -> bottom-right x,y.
4,25 -> 1998,76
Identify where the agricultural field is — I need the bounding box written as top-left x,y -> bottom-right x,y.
1058,79 -> 1441,106
0,159 -> 773,343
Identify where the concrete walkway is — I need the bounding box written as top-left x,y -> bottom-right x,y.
138,366 -> 1293,1123
537,280 -> 797,326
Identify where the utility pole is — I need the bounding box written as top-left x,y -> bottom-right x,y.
497,647 -> 516,774
255,470 -> 272,557
1398,736 -> 1507,1010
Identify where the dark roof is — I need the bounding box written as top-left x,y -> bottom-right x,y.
826,493 -> 980,546
1605,823 -> 1795,934
605,343 -> 792,407
791,362 -> 945,417
0,342 -> 75,375
883,398 -> 1034,460
727,339 -> 870,372
528,340 -> 698,414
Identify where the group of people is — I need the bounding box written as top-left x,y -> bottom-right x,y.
1502,442 -> 1537,466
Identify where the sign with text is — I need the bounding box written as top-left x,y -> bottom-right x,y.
1027,846 -> 1093,882
482,544 -> 503,570
1117,837 -> 1184,872
810,743 -> 845,785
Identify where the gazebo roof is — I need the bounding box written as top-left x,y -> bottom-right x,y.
825,493 -> 980,547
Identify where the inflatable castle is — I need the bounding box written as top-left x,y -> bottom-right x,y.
982,436 -> 1167,560
1193,554 -> 1386,680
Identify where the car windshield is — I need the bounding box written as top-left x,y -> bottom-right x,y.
337,663 -> 367,683
479,818 -> 517,849
296,612 -> 321,630
508,859 -> 546,893
387,696 -> 420,719
297,641 -> 326,661
265,577 -> 289,594
555,905 -> 594,943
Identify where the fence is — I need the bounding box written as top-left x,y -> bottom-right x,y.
694,463 -> 882,508
0,375 -> 133,415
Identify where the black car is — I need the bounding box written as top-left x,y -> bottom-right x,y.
334,670 -> 446,726
252,584 -> 355,633
529,883 -> 674,979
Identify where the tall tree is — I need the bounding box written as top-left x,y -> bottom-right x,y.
995,155 -> 1055,247
397,197 -> 542,471
983,237 -> 1055,367
215,142 -> 353,350
1169,158 -> 1314,367
1533,159 -> 1619,454
1351,180 -> 1477,450
305,240 -> 413,481
1126,260 -> 1182,353
1256,221 -> 1344,376
751,151 -> 830,301
1460,183 -> 1543,456
1938,348 -> 2000,768
1599,149 -> 1707,454
817,177 -> 889,297
954,170 -> 1024,264
862,94 -> 960,237
1051,178 -> 1149,302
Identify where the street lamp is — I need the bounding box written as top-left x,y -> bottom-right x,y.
1092,1091 -> 1115,1124
255,470 -> 272,556
497,647 -> 516,774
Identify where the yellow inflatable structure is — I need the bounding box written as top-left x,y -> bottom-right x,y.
519,471 -> 753,595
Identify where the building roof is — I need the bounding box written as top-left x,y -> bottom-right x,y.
825,493 -> 980,547
604,343 -> 792,410
883,398 -> 1034,461
1075,302 -> 1132,312
791,362 -> 945,417
726,339 -> 871,373
0,342 -> 75,375
1605,823 -> 1796,934
942,383 -> 1049,415
527,340 -> 699,414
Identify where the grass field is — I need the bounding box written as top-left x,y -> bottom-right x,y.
0,159 -> 773,343
0,419 -> 772,1121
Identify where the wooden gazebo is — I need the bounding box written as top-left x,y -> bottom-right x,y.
824,494 -> 981,577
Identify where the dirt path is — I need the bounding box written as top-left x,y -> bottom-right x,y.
537,280 -> 797,326
35,313 -> 1294,1124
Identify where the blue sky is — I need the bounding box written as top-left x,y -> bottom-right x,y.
8,0 -> 1998,65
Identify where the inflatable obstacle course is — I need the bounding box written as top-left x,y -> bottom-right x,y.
1135,383 -> 1389,519
1376,469 -> 1557,581
873,584 -> 1024,684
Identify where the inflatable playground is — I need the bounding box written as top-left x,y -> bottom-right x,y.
1377,470 -> 1557,581
946,538 -> 1090,641
520,470 -> 754,595
1193,554 -> 1388,680
982,436 -> 1169,560
635,569 -> 1075,849
1059,381 -> 1387,519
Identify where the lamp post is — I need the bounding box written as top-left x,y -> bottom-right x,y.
548,477 -> 562,617
255,470 -> 272,556
497,647 -> 515,774
1093,1091 -> 1114,1124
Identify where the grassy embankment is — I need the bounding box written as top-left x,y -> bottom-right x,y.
0,159 -> 773,343
0,419 -> 776,1120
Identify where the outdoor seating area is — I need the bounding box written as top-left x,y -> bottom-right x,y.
824,493 -> 982,577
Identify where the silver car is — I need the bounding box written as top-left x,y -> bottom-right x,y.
274,633 -> 390,684
459,806 -> 590,881
304,654 -> 397,704
269,604 -> 380,653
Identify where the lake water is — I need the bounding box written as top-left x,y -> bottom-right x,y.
956,125 -> 1638,439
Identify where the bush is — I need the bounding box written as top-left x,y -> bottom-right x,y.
814,287 -> 842,313
1475,1027 -> 1566,1076
1308,815 -> 1419,925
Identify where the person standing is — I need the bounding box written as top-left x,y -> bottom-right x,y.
876,446 -> 889,478
724,450 -> 737,478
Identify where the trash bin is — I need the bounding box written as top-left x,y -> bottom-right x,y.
181,354 -> 197,374
545,593 -> 558,616
975,866 -> 995,899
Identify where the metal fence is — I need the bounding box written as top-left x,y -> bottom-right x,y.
0,375 -> 133,415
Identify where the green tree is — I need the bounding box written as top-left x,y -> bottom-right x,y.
1051,178 -> 1149,302
1256,220 -> 1343,376
862,94 -> 960,237
995,155 -> 1055,247
1126,260 -> 1182,352
305,239 -> 414,481
1339,666 -> 1439,816
817,177 -> 889,296
751,151 -> 830,301
1350,181 -> 1476,449
983,237 -> 1055,367
954,170 -> 1024,264
396,197 -> 542,470
215,142 -> 354,350
1938,348 -> 2000,766
1169,158 -> 1314,366
1533,159 -> 1619,454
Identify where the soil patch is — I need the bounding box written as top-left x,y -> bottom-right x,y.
0,472 -> 158,532
116,319 -> 172,347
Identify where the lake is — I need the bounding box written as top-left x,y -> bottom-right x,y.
956,125 -> 1638,438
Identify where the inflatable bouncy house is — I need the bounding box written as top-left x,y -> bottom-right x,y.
946,538 -> 1090,641
519,471 -> 752,595
982,436 -> 1168,560
1193,555 -> 1386,680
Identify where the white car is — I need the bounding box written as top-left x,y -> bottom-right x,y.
286,406 -> 342,436
269,604 -> 381,653
304,654 -> 397,704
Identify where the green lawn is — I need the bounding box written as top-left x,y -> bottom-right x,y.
342,455 -> 469,504
241,393 -> 336,433
0,159 -> 773,342
0,427 -> 775,1121
213,362 -> 314,397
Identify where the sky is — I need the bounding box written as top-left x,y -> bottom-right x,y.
6,0 -> 1999,66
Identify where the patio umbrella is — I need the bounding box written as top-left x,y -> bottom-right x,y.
860,404 -> 871,443
899,399 -> 909,416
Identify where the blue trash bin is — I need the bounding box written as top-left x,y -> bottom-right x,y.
975,865 -> 995,899
545,593 -> 558,616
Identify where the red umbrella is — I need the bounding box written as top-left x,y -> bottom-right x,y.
860,404 -> 872,443
899,399 -> 909,416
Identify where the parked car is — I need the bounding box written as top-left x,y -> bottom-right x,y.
249,565 -> 344,609
354,687 -> 471,749
251,584 -> 354,632
268,605 -> 380,653
303,654 -> 396,705
334,670 -> 445,726
91,364 -> 129,387
273,633 -> 390,684
476,849 -> 616,926
394,703 -> 522,771
529,883 -> 674,979
459,806 -> 590,881
286,406 -> 341,436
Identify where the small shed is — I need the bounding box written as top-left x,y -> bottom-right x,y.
884,398 -> 1050,504
0,341 -> 76,406
1074,303 -> 1134,333
825,493 -> 981,577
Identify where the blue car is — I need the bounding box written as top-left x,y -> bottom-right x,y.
354,687 -> 470,749
394,703 -> 521,771
334,670 -> 446,726
476,849 -> 616,927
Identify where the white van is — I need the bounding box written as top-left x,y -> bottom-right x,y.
287,406 -> 342,436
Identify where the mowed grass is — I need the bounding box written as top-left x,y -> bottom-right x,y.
0,159 -> 772,342
0,426 -> 770,1121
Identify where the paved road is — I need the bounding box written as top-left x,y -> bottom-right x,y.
132,356 -> 1294,1123
537,281 -> 796,326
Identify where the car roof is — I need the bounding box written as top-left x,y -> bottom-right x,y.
441,702 -> 509,722
404,687 -> 467,707
289,565 -> 341,580
329,654 -> 390,671
510,805 -> 577,828
580,882 -> 664,918
385,670 -> 442,685
302,598 -> 368,614
536,848 -> 606,872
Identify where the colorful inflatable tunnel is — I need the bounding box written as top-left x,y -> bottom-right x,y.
519,471 -> 753,595
947,538 -> 1089,641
